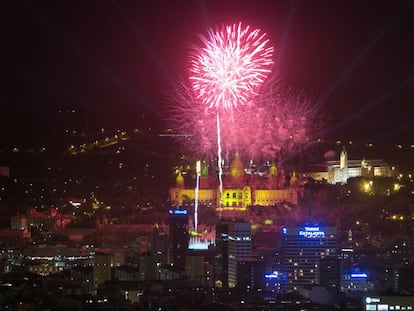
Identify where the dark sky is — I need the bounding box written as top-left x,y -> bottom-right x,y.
2,0 -> 414,145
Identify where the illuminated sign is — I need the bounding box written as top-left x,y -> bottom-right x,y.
169,209 -> 188,215
265,272 -> 280,279
351,273 -> 368,278
366,297 -> 381,304
282,227 -> 287,235
298,227 -> 325,238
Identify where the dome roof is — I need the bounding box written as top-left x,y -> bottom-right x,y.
229,153 -> 244,179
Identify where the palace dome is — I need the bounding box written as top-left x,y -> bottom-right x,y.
229,153 -> 244,179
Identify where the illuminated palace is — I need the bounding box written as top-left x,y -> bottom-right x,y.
302,147 -> 393,184
169,153 -> 299,211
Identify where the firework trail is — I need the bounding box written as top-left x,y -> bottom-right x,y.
194,160 -> 201,232
189,22 -> 273,207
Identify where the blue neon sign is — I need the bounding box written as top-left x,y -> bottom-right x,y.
298,227 -> 325,238
350,273 -> 368,278
265,272 -> 280,279
169,209 -> 188,215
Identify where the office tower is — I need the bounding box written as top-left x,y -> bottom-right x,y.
139,253 -> 158,281
168,208 -> 189,271
320,256 -> 342,290
186,251 -> 205,286
341,269 -> 372,292
282,226 -> 337,292
215,221 -> 229,288
228,221 -> 252,288
237,260 -> 267,291
93,252 -> 112,288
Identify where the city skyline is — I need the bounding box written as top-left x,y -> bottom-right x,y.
1,2 -> 414,308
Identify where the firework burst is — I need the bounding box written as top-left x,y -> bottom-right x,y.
190,22 -> 274,110
166,78 -> 324,164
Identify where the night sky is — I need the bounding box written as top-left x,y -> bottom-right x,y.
2,0 -> 414,147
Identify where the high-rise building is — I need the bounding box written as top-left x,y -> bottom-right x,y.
168,208 -> 189,271
215,221 -> 229,288
236,260 -> 267,291
228,221 -> 252,288
215,220 -> 253,288
185,251 -> 205,286
139,253 -> 158,281
93,252 -> 112,288
320,256 -> 342,290
281,226 -> 337,292
341,269 -> 373,292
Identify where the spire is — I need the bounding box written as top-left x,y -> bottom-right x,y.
176,170 -> 184,188
289,170 -> 298,187
340,146 -> 348,169
269,162 -> 277,177
201,161 -> 209,177
361,157 -> 367,168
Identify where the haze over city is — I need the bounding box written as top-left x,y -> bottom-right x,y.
1,1 -> 414,310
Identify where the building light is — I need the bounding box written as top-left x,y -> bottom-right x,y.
298,227 -> 325,238
351,273 -> 368,278
169,209 -> 188,215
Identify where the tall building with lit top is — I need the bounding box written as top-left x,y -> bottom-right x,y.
168,208 -> 189,271
281,226 -> 337,292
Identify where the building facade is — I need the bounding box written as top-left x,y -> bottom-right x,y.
281,226 -> 337,292
302,147 -> 392,184
228,221 -> 252,288
169,154 -> 298,211
168,208 -> 189,271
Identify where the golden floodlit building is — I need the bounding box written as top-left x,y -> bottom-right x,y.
169,153 -> 299,211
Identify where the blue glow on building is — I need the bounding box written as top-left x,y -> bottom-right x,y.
298,227 -> 325,238
169,209 -> 188,215
350,273 -> 368,278
265,272 -> 280,279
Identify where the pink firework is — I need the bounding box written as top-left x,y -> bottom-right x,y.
166,78 -> 324,163
190,22 -> 274,110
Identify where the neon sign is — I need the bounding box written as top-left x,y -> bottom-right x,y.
366,297 -> 380,303
298,227 -> 325,238
169,209 -> 188,215
265,272 -> 280,279
351,273 -> 368,278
